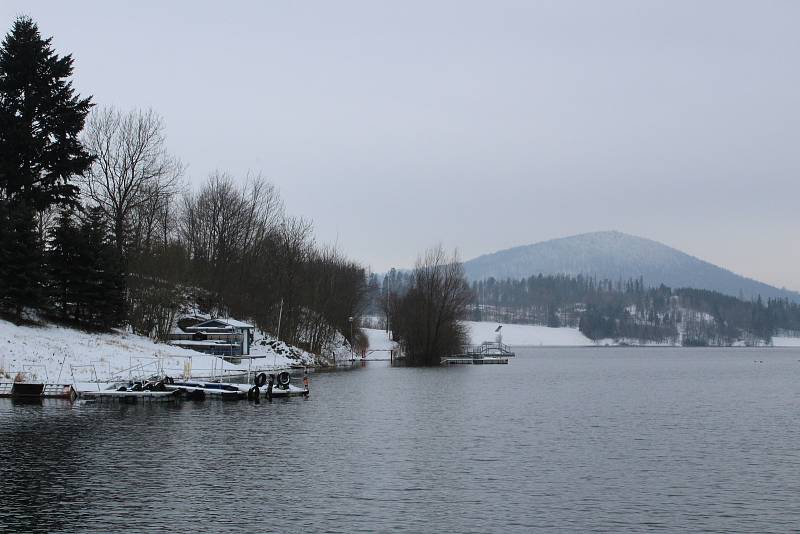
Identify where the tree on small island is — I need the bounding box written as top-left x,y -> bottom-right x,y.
391,246 -> 472,366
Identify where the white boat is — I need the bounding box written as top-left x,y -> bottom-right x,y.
260,371 -> 309,398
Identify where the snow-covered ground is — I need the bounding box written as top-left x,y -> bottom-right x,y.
772,336 -> 800,347
465,321 -> 800,348
362,328 -> 397,360
364,328 -> 396,351
464,321 -> 593,346
360,323 -> 594,355
0,318 -> 310,385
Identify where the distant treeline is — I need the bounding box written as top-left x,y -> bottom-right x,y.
0,17 -> 366,353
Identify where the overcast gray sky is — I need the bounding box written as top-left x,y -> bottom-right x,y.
3,1 -> 798,290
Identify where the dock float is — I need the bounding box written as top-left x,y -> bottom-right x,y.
0,383 -> 77,400
441,356 -> 509,365
79,389 -> 183,403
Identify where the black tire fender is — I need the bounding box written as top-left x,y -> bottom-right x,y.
248,385 -> 260,400
255,372 -> 267,387
277,371 -> 290,387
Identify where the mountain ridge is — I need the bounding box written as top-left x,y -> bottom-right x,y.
463,231 -> 800,302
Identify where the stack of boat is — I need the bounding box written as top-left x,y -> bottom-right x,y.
77,371 -> 309,403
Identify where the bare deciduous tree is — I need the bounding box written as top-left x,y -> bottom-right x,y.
81,107 -> 183,255
179,172 -> 283,293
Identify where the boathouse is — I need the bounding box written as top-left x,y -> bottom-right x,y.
168,318 -> 255,356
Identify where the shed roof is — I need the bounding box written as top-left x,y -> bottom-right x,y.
194,318 -> 254,329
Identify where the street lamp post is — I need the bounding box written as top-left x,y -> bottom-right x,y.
348,316 -> 354,360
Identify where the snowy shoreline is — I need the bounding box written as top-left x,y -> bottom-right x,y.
0,318 -> 316,384
2,320 -> 798,386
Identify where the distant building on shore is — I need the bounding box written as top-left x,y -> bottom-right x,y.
168,318 -> 255,356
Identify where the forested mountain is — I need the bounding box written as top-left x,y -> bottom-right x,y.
463,231 -> 800,303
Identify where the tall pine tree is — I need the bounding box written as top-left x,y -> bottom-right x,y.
0,16 -> 93,319
0,201 -> 46,318
47,208 -> 85,322
79,207 -> 125,329
0,16 -> 93,209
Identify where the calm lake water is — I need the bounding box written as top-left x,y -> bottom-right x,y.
2,347 -> 800,533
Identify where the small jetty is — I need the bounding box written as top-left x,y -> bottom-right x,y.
441,325 -> 515,365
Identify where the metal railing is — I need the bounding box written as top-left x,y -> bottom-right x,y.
464,341 -> 513,356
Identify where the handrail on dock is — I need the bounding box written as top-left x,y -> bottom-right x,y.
464,341 -> 514,356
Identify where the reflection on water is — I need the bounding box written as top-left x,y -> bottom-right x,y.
2,348 -> 800,533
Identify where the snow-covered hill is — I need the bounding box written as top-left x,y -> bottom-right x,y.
463,231 -> 800,302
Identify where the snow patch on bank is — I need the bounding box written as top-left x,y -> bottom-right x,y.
361,328 -> 397,360
465,321 -> 800,347
464,321 -> 593,346
364,328 -> 396,351
772,336 -> 800,347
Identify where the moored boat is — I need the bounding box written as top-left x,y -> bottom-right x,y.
167,381 -> 245,401
79,388 -> 183,403
165,370 -> 309,401
262,370 -> 309,399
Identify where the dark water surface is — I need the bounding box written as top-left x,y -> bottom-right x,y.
2,347 -> 800,533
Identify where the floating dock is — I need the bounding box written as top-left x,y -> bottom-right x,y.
465,341 -> 515,358
0,383 -> 77,400
442,340 -> 515,365
79,389 -> 183,403
441,356 -> 509,365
